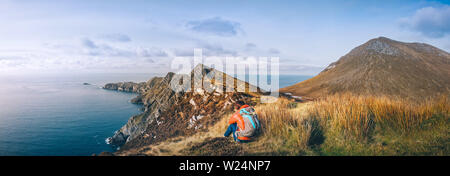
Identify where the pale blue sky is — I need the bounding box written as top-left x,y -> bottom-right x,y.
1,0 -> 449,75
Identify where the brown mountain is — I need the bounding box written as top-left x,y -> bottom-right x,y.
280,37 -> 450,99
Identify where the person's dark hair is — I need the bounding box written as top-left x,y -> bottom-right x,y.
235,100 -> 245,110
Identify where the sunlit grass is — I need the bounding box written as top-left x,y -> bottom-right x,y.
123,94 -> 449,156
308,94 -> 449,140
245,94 -> 449,155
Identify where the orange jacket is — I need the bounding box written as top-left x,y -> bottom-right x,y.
228,105 -> 251,141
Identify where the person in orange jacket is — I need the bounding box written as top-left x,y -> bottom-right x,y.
224,101 -> 260,142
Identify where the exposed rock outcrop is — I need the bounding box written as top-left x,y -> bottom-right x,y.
106,64 -> 265,150
106,73 -> 178,147
104,82 -> 148,94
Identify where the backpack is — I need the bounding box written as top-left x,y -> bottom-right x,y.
237,106 -> 260,137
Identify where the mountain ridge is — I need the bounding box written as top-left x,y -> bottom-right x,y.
280,37 -> 450,99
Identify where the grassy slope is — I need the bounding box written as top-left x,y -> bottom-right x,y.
308,94 -> 449,156
118,95 -> 449,156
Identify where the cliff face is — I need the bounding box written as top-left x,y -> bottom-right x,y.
104,73 -> 178,146
104,82 -> 148,94
105,64 -> 263,150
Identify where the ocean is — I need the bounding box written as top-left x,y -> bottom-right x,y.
0,73 -> 311,156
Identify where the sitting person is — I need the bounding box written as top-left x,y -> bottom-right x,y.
224,101 -> 260,143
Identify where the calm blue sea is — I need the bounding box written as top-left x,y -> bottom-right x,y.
0,73 -> 310,156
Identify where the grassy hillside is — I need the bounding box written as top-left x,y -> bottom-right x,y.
116,94 -> 449,156
306,94 -> 449,155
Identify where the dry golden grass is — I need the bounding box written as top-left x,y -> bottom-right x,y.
246,99 -> 320,155
119,94 -> 449,156
308,94 -> 449,140
237,94 -> 448,155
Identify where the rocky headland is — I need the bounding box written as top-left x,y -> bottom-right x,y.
104,64 -> 265,151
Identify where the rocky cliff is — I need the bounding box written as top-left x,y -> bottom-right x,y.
104,82 -> 148,94
105,64 -> 264,150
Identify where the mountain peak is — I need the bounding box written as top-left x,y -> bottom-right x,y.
366,36 -> 397,45
364,37 -> 400,55
373,36 -> 393,41
280,38 -> 450,100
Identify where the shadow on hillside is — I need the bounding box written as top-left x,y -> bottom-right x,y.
185,137 -> 244,156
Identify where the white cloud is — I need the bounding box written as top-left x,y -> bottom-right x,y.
245,43 -> 257,51
80,38 -> 134,57
0,37 -> 175,74
100,33 -> 132,42
136,47 -> 168,57
400,5 -> 450,38
186,17 -> 243,37
268,48 -> 281,54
